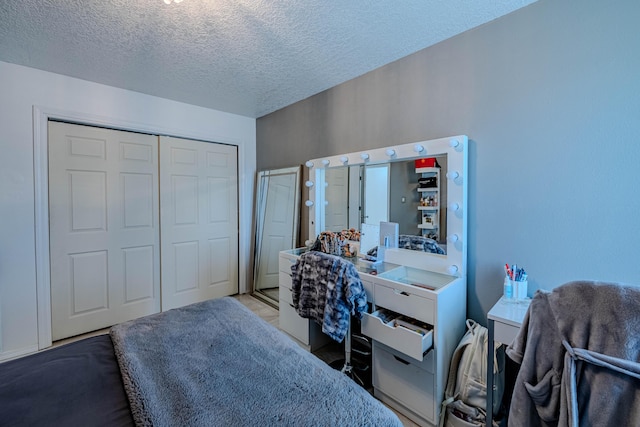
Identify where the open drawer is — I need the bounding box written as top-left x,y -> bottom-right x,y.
361,309 -> 433,361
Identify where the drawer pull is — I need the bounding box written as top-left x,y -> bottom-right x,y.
393,289 -> 410,296
393,355 -> 411,365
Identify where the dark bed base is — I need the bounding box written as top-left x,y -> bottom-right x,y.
0,335 -> 134,427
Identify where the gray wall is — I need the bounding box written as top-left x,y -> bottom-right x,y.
256,0 -> 640,324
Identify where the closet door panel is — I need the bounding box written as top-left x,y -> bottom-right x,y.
160,136 -> 238,310
173,240 -> 200,292
208,237 -> 231,285
122,245 -> 155,303
69,250 -> 108,314
121,172 -> 154,228
49,122 -> 160,341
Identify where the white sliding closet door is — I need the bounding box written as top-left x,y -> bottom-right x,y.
49,122 -> 160,341
160,136 -> 238,310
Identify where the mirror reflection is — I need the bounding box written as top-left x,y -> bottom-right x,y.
253,166 -> 301,307
323,155 -> 448,254
308,135 -> 467,276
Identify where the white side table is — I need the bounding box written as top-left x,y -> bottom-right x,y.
486,297 -> 531,426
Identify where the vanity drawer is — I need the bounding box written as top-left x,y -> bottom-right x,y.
279,284 -> 293,305
279,255 -> 298,274
279,300 -> 309,344
373,342 -> 435,423
360,276 -> 374,302
374,282 -> 435,325
279,271 -> 293,305
279,271 -> 293,290
361,309 -> 433,362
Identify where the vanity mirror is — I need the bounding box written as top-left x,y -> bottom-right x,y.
323,157 -> 448,251
306,136 -> 467,276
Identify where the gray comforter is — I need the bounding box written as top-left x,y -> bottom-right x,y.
110,297 -> 401,427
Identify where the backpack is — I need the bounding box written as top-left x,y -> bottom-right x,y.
439,320 -> 505,427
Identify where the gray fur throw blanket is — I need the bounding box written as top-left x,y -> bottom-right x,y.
110,297 -> 401,427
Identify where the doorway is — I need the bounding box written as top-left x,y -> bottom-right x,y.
363,163 -> 390,227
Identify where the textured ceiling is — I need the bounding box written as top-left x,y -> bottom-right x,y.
0,0 -> 537,118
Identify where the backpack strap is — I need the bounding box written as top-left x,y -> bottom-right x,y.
444,320 -> 474,399
439,320 -> 478,427
439,395 -> 456,427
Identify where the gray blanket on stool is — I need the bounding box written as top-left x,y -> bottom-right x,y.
110,297 -> 401,427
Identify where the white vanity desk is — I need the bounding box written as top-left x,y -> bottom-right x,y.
278,247 -> 466,426
280,135 -> 469,426
362,251 -> 466,426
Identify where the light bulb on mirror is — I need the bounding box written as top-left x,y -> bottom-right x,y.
305,181 -> 314,188
305,161 -> 314,168
449,139 -> 460,148
340,156 -> 349,164
447,265 -> 459,276
447,234 -> 459,243
448,202 -> 460,212
385,148 -> 396,157
446,171 -> 460,180
321,159 -> 330,166
360,153 -> 369,160
413,144 -> 424,153
304,200 -> 314,207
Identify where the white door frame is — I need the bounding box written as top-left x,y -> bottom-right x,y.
33,105 -> 249,349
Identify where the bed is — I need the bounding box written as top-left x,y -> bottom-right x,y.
0,297 -> 402,427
